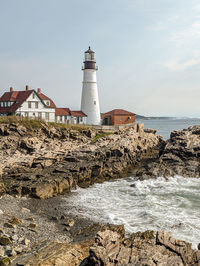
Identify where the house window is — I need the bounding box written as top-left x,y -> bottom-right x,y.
46,101 -> 50,106
25,112 -> 28,117
5,102 -> 7,107
35,102 -> 38,108
45,112 -> 49,121
60,116 -> 62,122
32,93 -> 35,99
94,101 -> 96,105
28,102 -> 31,108
38,112 -> 42,119
80,117 -> 83,122
120,116 -> 122,121
0,102 -> 3,107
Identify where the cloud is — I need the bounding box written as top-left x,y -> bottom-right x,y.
171,20 -> 200,45
163,58 -> 199,71
193,4 -> 200,11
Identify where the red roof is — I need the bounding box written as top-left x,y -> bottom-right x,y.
103,109 -> 135,116
55,108 -> 71,116
0,90 -> 33,113
37,92 -> 56,108
71,111 -> 87,117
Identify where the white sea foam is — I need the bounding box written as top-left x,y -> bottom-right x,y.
64,176 -> 200,249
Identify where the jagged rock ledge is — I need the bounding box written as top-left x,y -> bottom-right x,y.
135,125 -> 200,179
12,227 -> 200,265
0,119 -> 163,199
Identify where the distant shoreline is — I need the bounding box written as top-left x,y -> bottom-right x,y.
136,115 -> 200,120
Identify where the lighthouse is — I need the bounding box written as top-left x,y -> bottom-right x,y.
81,47 -> 101,125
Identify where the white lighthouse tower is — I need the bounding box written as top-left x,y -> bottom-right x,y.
81,47 -> 101,125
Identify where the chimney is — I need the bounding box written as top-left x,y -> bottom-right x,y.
37,88 -> 41,94
25,85 -> 29,91
10,87 -> 13,92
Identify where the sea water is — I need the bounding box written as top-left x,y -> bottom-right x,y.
65,119 -> 200,248
141,118 -> 200,139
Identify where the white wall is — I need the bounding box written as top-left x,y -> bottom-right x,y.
55,115 -> 71,124
81,69 -> 101,125
16,91 -> 55,122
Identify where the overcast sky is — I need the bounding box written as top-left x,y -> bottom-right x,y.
0,0 -> 200,117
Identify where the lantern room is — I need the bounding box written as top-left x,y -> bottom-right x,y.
84,46 -> 95,61
83,46 -> 97,70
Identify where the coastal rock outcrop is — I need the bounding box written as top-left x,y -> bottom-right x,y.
136,125 -> 200,179
81,229 -> 200,266
0,120 -> 163,199
11,229 -> 200,266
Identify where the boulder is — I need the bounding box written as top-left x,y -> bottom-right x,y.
12,241 -> 92,266
0,235 -> 12,246
81,229 -> 199,266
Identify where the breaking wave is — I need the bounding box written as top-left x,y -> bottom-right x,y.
65,176 -> 200,248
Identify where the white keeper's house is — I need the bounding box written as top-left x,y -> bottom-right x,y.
0,85 -> 87,124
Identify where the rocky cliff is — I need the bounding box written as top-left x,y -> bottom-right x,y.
135,125 -> 200,179
0,119 -> 163,199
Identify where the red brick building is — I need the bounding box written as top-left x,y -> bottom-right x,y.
102,109 -> 136,125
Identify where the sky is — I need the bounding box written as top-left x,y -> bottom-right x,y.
0,0 -> 200,117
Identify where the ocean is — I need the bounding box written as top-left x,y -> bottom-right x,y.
141,118 -> 200,139
65,119 -> 200,248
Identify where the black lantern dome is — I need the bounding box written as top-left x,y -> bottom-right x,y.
83,46 -> 97,70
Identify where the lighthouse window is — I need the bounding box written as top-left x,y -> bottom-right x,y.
94,101 -> 96,105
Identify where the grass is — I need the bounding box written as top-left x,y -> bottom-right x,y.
91,132 -> 113,143
0,115 -> 91,132
48,122 -> 90,131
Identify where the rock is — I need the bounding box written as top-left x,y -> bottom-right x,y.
21,207 -> 30,213
12,241 -> 92,266
82,229 -> 190,265
11,235 -> 18,242
62,218 -> 75,227
87,230 -> 122,265
156,230 -> 194,265
0,228 -> 5,234
0,183 -> 5,196
14,246 -> 23,254
8,216 -> 23,226
0,257 -> 11,266
21,238 -> 30,246
0,246 -> 5,256
28,223 -> 38,229
5,248 -> 17,257
1,123 -> 163,198
137,125 -> 200,179
3,223 -> 16,229
0,236 -> 12,246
